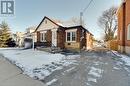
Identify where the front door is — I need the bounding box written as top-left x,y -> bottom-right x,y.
51,29 -> 57,47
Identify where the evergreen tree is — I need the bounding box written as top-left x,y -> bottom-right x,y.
0,21 -> 11,47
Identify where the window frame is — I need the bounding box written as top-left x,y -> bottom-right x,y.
40,32 -> 46,42
127,24 -> 130,40
67,32 -> 71,41
66,31 -> 76,42
72,32 -> 76,41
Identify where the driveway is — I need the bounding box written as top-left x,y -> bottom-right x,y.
0,56 -> 47,86
43,48 -> 130,86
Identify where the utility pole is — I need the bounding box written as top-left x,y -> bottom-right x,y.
80,0 -> 94,25
79,0 -> 94,53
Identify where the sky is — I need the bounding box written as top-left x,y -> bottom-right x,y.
0,0 -> 122,40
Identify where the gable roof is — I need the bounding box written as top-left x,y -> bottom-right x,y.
34,16 -> 93,36
34,16 -> 63,32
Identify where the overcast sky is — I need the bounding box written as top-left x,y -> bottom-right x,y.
0,0 -> 122,39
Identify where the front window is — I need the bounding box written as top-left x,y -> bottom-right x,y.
127,24 -> 130,40
72,32 -> 76,41
66,31 -> 76,42
40,32 -> 46,42
67,32 -> 71,41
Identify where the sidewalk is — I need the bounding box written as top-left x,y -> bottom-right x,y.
0,57 -> 47,86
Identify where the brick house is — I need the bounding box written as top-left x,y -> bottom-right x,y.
34,16 -> 93,50
117,0 -> 130,55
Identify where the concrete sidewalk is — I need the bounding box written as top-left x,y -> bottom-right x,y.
0,57 -> 47,86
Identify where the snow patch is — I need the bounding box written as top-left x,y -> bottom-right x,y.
113,67 -> 120,70
116,61 -> 123,66
86,82 -> 92,86
124,67 -> 130,73
64,67 -> 76,73
88,71 -> 101,78
112,51 -> 130,66
120,55 -> 130,66
88,77 -> 97,83
88,67 -> 103,78
46,78 -> 58,86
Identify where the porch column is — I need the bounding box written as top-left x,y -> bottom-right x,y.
51,29 -> 58,47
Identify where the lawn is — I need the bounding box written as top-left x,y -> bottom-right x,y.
0,48 -> 79,80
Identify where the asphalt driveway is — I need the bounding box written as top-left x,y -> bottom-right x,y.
43,49 -> 130,86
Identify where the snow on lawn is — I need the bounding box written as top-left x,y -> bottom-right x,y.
0,48 -> 79,80
112,51 -> 130,66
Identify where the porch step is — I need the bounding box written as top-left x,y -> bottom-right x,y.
37,47 -> 51,52
37,47 -> 63,53
51,47 -> 63,53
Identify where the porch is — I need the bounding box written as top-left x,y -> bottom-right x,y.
35,42 -> 63,53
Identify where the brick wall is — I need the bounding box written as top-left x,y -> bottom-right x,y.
37,31 -> 40,42
118,0 -> 130,46
45,30 -> 52,46
57,27 -> 65,49
64,27 -> 87,50
117,0 -> 130,53
125,0 -> 130,46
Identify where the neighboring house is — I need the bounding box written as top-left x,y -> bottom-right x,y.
16,32 -> 25,47
34,16 -> 93,50
117,0 -> 130,55
24,26 -> 37,48
24,26 -> 37,42
11,33 -> 17,41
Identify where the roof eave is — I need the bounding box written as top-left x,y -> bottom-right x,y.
116,0 -> 126,15
34,16 -> 64,32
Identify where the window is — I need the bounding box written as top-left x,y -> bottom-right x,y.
67,32 -> 71,41
127,24 -> 130,40
40,32 -> 46,42
72,32 -> 76,41
66,32 -> 76,42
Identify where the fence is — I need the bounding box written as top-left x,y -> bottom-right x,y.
106,40 -> 118,51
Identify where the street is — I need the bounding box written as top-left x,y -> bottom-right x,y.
43,48 -> 130,86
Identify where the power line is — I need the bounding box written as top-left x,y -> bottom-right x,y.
82,0 -> 94,13
80,0 -> 94,25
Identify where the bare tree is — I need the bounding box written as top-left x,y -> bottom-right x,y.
98,7 -> 117,41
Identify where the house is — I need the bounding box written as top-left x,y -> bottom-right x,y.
10,33 -> 17,41
16,32 -> 25,47
24,26 -> 37,48
34,16 -> 93,51
117,0 -> 130,55
24,26 -> 37,42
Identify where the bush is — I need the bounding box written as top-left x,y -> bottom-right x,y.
6,38 -> 16,47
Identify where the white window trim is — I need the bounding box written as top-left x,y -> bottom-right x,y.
66,31 -> 77,42
40,31 -> 47,42
127,24 -> 130,40
65,29 -> 77,32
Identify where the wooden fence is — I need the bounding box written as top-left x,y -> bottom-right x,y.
106,40 -> 118,51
